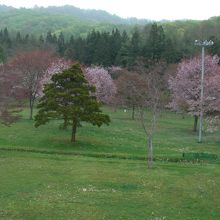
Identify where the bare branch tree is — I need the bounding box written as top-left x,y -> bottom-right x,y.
115,69 -> 147,119
9,50 -> 54,119
0,64 -> 24,125
137,64 -> 165,169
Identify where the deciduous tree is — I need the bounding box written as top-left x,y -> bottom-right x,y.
0,64 -> 24,125
169,55 -> 220,131
137,65 -> 165,169
84,67 -> 116,104
115,69 -> 147,119
10,50 -> 54,119
39,58 -> 73,95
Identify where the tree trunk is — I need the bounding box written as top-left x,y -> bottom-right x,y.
63,114 -> 68,130
132,105 -> 135,120
193,115 -> 198,132
147,135 -> 153,169
29,98 -> 34,120
113,104 -> 117,113
71,121 -> 77,143
181,112 -> 185,119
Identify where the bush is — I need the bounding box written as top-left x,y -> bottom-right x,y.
182,152 -> 218,161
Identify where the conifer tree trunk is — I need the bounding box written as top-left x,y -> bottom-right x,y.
71,120 -> 77,143
63,114 -> 68,129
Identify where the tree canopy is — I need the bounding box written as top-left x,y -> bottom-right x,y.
34,63 -> 110,142
169,55 -> 220,131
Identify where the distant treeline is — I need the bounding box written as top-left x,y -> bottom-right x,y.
0,22 -> 220,67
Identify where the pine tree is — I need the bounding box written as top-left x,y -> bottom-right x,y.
46,31 -> 53,44
15,31 -> 22,44
23,34 -> 29,44
39,35 -> 44,44
208,36 -> 220,57
144,23 -> 166,62
35,63 -> 110,142
3,28 -> 11,47
57,32 -> 66,56
129,28 -> 141,65
110,29 -> 122,65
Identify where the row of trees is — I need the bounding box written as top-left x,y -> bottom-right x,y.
1,48 -> 220,168
2,23 -> 220,67
0,51 -> 116,141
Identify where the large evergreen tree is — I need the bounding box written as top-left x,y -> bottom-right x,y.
35,63 -> 110,142
57,32 -> 66,56
143,23 -> 166,62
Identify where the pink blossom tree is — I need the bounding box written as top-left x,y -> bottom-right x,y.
84,67 -> 116,104
39,58 -> 73,95
169,55 -> 220,131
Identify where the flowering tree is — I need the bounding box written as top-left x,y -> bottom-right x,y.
9,50 -> 54,119
84,67 -> 116,104
169,55 -> 220,131
39,58 -> 73,95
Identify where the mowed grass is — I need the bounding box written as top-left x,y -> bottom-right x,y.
0,107 -> 220,219
0,107 -> 219,159
1,151 -> 220,220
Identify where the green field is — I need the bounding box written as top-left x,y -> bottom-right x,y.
0,108 -> 220,219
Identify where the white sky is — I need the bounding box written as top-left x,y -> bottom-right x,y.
0,0 -> 220,21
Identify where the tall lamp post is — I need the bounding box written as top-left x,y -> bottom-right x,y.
194,40 -> 214,143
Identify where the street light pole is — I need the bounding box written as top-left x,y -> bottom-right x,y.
194,40 -> 214,143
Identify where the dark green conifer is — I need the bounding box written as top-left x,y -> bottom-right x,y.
35,63 -> 110,142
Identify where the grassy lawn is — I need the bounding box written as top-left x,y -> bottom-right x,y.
0,108 -> 219,159
0,107 -> 220,219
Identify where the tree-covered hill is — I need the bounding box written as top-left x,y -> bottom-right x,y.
33,5 -> 151,25
1,4 -> 220,66
0,5 -> 150,38
1,4 -> 220,41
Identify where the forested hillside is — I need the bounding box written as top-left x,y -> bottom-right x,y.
0,5 -> 149,37
1,5 -> 220,66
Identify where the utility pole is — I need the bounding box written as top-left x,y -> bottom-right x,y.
194,40 -> 214,143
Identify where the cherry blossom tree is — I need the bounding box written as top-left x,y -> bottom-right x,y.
84,67 -> 116,104
39,58 -> 73,95
169,55 -> 220,131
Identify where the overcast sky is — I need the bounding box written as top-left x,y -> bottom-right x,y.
0,0 -> 220,21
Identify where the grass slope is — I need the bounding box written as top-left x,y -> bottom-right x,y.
0,107 -> 220,219
0,108 -> 219,160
